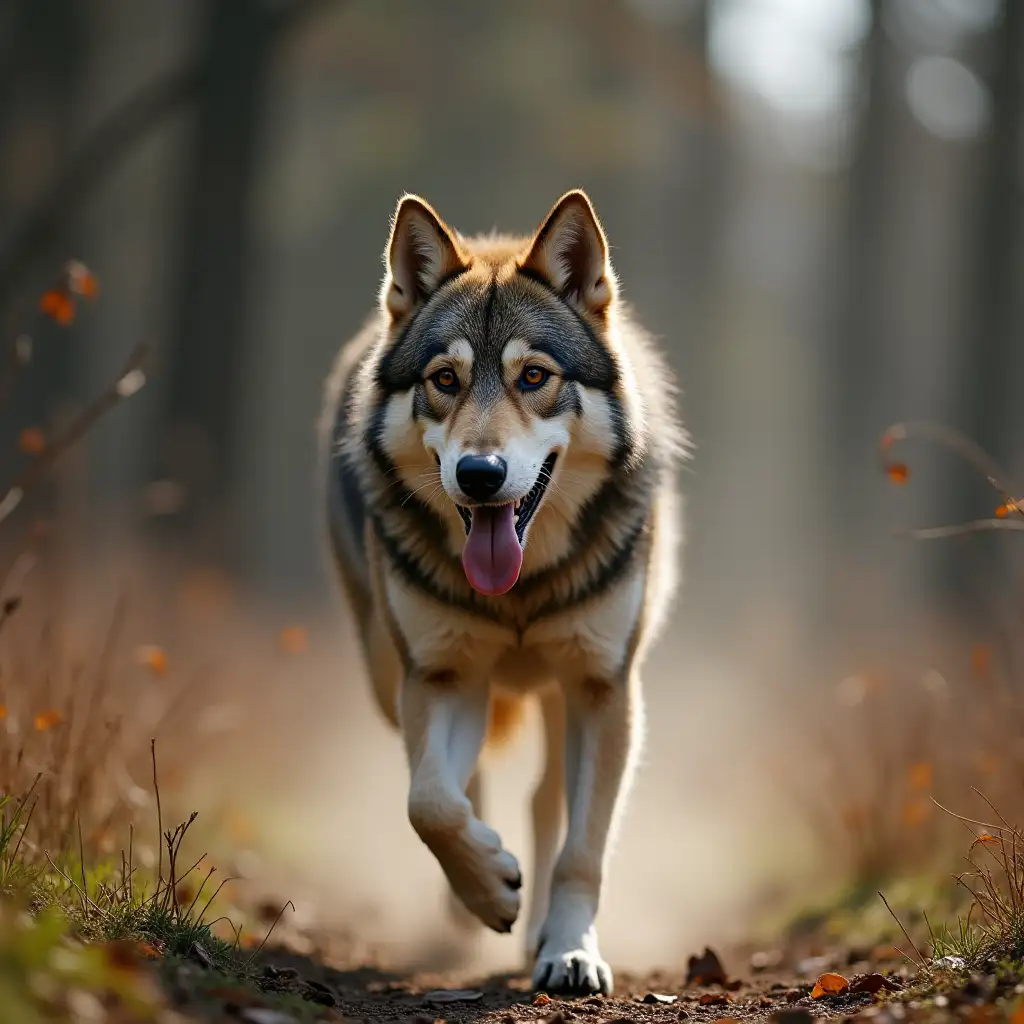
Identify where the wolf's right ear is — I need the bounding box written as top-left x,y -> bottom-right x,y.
382,195 -> 467,320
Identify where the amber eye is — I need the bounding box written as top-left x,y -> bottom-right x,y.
520,366 -> 549,390
432,368 -> 459,393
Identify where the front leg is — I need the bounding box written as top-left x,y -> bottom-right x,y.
532,672 -> 642,995
401,669 -> 522,933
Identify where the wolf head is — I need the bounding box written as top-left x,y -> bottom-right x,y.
372,190 -> 644,598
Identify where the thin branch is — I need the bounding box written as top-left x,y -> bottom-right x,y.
242,900 -> 295,967
0,343 -> 151,528
0,0 -> 335,317
878,890 -> 927,966
151,740 -> 163,890
881,420 -> 1018,501
892,519 -> 1024,541
44,853 -> 108,918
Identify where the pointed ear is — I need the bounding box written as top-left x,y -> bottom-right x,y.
382,195 -> 467,319
521,190 -> 615,317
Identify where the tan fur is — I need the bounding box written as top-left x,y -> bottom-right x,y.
320,190 -> 687,996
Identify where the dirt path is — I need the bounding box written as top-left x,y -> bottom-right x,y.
161,943 -> 911,1024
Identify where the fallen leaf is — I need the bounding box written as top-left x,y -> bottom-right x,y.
136,645 -> 168,676
39,288 -> 75,326
33,709 -> 61,731
17,428 -> 45,455
278,625 -> 308,654
65,260 -> 99,299
699,993 -> 732,1006
901,798 -> 932,828
810,973 -> 850,998
971,644 -> 992,678
885,462 -> 910,485
687,947 -> 728,986
642,993 -> 678,1004
424,990 -> 484,1004
850,973 -> 902,995
907,762 -> 932,791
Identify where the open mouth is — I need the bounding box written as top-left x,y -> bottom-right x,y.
457,452 -> 557,597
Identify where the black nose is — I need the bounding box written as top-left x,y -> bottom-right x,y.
456,454 -> 507,501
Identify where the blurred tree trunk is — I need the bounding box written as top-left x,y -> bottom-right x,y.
947,0 -> 1024,602
828,0 -> 895,644
158,0 -> 278,568
0,0 -> 86,428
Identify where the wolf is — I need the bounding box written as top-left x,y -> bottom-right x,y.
320,189 -> 685,995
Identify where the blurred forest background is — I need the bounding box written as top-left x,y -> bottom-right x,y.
1,0 -> 1022,970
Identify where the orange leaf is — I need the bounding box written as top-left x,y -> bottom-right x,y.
902,798 -> 932,828
18,428 -> 45,455
885,462 -> 910,485
65,260 -> 99,299
841,804 -> 867,830
227,810 -> 253,844
971,644 -> 992,679
811,973 -> 850,998
33,709 -> 61,731
39,288 -> 75,326
278,626 -> 308,654
136,645 -> 168,676
908,762 -> 933,791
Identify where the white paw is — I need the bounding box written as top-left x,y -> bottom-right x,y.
436,823 -> 522,934
532,946 -> 612,996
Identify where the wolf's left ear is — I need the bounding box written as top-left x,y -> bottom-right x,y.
383,195 -> 467,320
521,190 -> 615,317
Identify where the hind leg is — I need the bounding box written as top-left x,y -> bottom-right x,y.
526,687 -> 565,959
363,613 -> 401,727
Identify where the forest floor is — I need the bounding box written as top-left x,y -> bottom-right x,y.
127,922 -> 1022,1024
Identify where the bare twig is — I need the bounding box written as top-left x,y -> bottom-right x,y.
881,420 -> 1018,501
0,343 -> 151,528
151,740 -> 163,890
0,0 -> 334,318
44,853 -> 108,918
892,519 -> 1024,541
878,890 -> 927,966
242,900 -> 295,967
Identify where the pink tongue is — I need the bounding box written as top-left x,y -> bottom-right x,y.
461,505 -> 523,596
